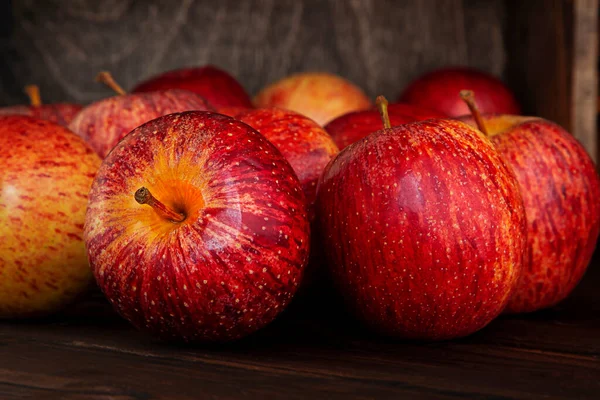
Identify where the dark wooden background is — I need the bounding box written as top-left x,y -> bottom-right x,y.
0,0 -> 509,105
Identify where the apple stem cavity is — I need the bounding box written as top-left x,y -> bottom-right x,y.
134,187 -> 186,223
376,95 -> 392,129
24,85 -> 42,107
460,90 -> 488,135
95,71 -> 127,96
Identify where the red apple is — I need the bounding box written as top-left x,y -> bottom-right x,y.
398,67 -> 521,117
0,85 -> 82,127
69,72 -> 213,158
315,97 -> 526,340
460,91 -> 600,314
0,116 -> 101,317
233,107 -> 339,219
325,102 -> 446,150
132,65 -> 253,109
254,72 -> 372,126
84,111 -> 310,342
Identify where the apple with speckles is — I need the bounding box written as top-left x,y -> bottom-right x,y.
254,72 -> 372,126
325,102 -> 446,150
315,96 -> 526,340
460,91 -> 600,314
398,67 -> 521,117
69,72 -> 213,158
0,116 -> 101,318
132,65 -> 253,109
0,85 -> 82,127
84,111 -> 310,342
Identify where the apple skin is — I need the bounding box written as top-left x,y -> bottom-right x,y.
132,65 -> 253,109
69,90 -> 212,158
398,67 -> 521,117
316,119 -> 526,340
254,72 -> 372,126
84,111 -> 310,342
325,103 -> 447,150
0,116 -> 101,318
233,107 -> 339,219
0,103 -> 82,127
461,115 -> 600,313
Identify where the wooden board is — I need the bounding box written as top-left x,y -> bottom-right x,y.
1,249 -> 599,399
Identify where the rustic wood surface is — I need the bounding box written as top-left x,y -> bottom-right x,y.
1,248 -> 599,400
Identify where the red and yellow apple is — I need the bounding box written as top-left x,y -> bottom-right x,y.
69,72 -> 213,158
133,65 -> 253,109
254,72 -> 372,126
0,116 -> 101,318
0,85 -> 82,127
316,98 -> 526,340
84,111 -> 310,342
460,91 -> 600,313
398,67 -> 521,117
325,102 -> 446,150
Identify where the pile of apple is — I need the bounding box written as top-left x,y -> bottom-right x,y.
1,65 -> 598,342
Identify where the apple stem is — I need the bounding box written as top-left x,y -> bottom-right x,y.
460,90 -> 488,136
24,85 -> 42,107
95,71 -> 127,96
376,95 -> 392,129
134,187 -> 185,223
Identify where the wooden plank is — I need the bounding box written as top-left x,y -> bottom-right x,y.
0,0 -> 506,106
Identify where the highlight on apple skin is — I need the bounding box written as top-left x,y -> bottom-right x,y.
69,89 -> 213,158
316,117 -> 526,340
84,111 -> 310,342
325,103 -> 446,150
254,72 -> 372,126
133,65 -> 253,109
0,116 -> 101,318
460,113 -> 600,313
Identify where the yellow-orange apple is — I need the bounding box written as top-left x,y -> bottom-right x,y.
254,72 -> 372,125
0,116 -> 101,317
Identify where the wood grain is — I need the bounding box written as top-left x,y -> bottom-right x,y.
0,0 -> 506,106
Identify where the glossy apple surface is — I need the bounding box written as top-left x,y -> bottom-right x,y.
254,72 -> 372,126
325,103 -> 446,150
0,104 -> 82,127
233,107 -> 339,218
461,114 -> 600,313
0,116 -> 101,317
69,90 -> 212,158
85,111 -> 310,342
316,119 -> 526,340
398,67 -> 521,117
132,65 -> 253,109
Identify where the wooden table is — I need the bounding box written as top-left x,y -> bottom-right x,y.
2,250 -> 599,400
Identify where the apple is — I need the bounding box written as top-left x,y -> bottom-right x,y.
84,111 -> 310,342
325,102 -> 446,150
254,72 -> 372,126
0,116 -> 101,318
315,96 -> 526,340
460,91 -> 600,313
232,107 -> 339,219
69,72 -> 213,158
398,67 -> 521,117
132,65 -> 253,109
0,85 -> 82,127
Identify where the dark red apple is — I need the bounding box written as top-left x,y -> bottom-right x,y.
69,72 -> 213,158
0,85 -> 82,127
398,67 -> 521,117
132,65 -> 253,109
315,97 -> 526,340
460,91 -> 600,314
233,107 -> 339,219
325,102 -> 446,150
84,111 -> 310,342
